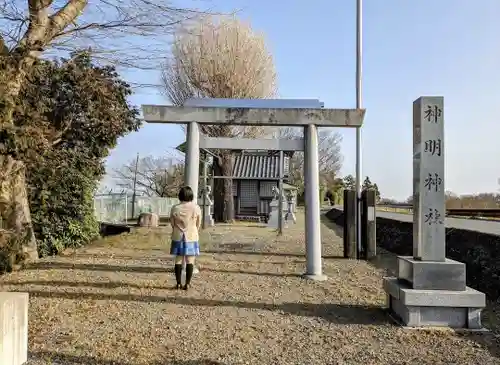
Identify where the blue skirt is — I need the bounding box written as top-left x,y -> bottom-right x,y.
170,238 -> 200,256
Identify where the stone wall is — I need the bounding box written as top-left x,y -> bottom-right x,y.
325,208 -> 500,300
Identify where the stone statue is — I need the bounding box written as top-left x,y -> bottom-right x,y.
201,185 -> 214,227
204,185 -> 213,205
271,186 -> 280,200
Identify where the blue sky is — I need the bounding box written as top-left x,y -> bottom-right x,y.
105,0 -> 500,201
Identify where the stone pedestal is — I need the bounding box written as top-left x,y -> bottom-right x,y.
199,186 -> 215,228
267,199 -> 283,229
201,203 -> 214,227
397,256 -> 466,291
284,196 -> 296,225
384,262 -> 484,329
384,278 -> 485,329
383,96 -> 486,329
0,292 -> 28,365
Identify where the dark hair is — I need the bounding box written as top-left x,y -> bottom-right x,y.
178,186 -> 194,202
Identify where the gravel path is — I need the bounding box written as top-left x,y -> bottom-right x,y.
2,213 -> 500,364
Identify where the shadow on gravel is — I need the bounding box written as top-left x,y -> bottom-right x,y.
25,262 -> 169,273
320,214 -> 344,239
204,249 -> 344,260
28,351 -> 225,364
12,288 -> 390,325
62,253 -> 173,262
19,263 -> 303,278
203,268 -> 302,278
3,279 -> 174,290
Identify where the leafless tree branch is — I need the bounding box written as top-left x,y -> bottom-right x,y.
113,154 -> 184,197
0,0 -> 213,71
274,127 -> 343,192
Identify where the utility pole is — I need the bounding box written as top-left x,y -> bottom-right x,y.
355,0 -> 363,256
278,150 -> 284,235
202,152 -> 208,229
131,153 -> 140,219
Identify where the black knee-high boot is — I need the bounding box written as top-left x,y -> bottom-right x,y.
183,263 -> 194,290
174,264 -> 182,289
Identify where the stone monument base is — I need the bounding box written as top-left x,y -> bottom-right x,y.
397,256 -> 466,291
285,211 -> 296,224
383,277 -> 485,329
267,202 -> 284,229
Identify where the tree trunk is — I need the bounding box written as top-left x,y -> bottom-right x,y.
213,152 -> 234,223
0,156 -> 38,270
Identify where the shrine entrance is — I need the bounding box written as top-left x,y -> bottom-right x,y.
195,134 -> 303,233
142,98 -> 365,280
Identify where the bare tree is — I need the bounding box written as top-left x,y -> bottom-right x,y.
275,127 -> 343,194
162,15 -> 277,222
0,0 -> 205,262
0,0 -> 205,70
114,155 -> 184,198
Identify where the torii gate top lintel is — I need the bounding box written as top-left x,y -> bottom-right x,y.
141,98 -> 365,128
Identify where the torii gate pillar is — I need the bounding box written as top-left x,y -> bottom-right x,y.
185,122 -> 200,199
303,124 -> 325,280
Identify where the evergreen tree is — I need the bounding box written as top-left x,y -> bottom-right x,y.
343,174 -> 356,190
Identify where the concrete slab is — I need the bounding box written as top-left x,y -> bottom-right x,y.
0,292 -> 28,365
384,277 -> 485,329
397,256 -> 466,291
400,286 -> 484,308
387,311 -> 489,333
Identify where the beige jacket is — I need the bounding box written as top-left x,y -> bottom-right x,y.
170,202 -> 201,242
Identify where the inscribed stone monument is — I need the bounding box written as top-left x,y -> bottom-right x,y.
413,99 -> 445,261
383,96 -> 486,329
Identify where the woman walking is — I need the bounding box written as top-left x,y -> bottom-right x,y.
170,186 -> 201,290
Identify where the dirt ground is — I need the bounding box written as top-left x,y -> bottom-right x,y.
2,212 -> 500,365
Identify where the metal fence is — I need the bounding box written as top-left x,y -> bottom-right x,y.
94,194 -> 179,223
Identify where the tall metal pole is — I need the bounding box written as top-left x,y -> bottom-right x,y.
202,154 -> 208,229
278,150 -> 284,235
355,0 -> 363,254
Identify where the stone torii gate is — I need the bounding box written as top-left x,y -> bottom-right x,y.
142,98 -> 365,281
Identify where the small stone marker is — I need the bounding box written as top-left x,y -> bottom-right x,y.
137,212 -> 159,227
0,292 -> 28,365
383,96 -> 486,329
